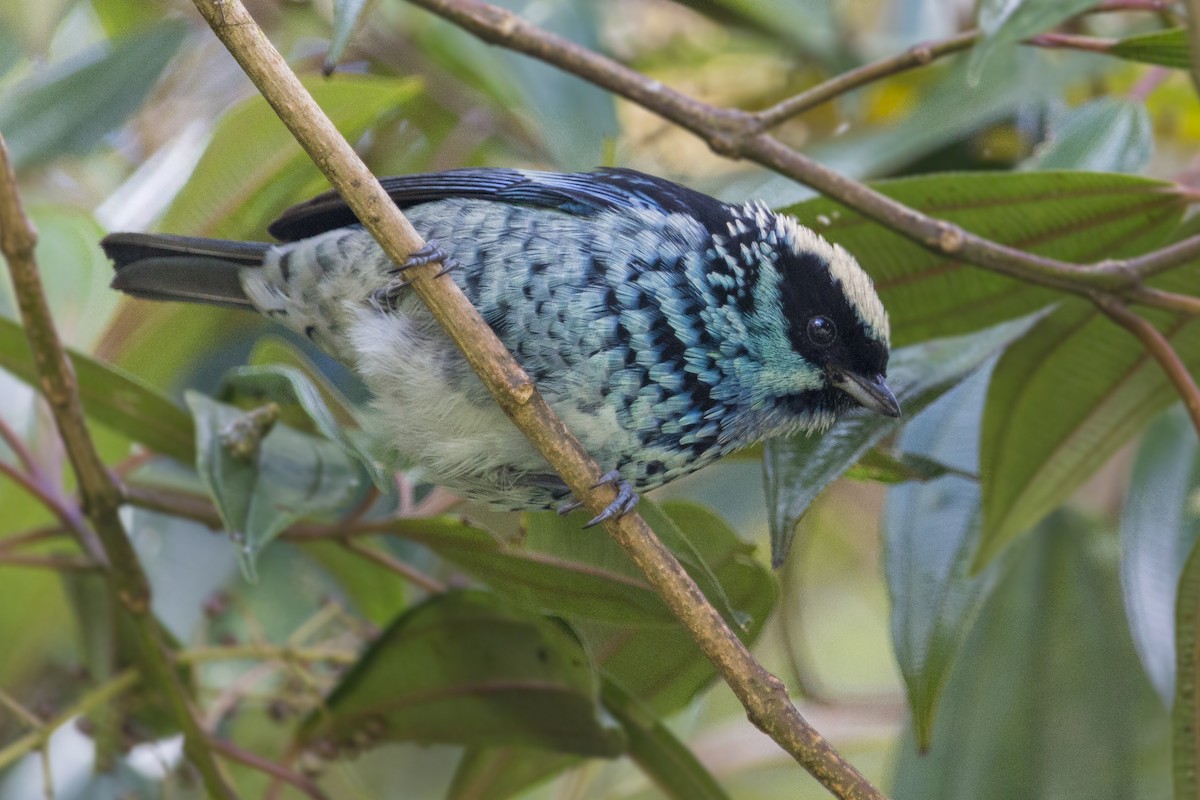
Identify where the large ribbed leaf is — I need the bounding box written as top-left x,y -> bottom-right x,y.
298,591 -> 625,757
781,172 -> 1185,347
978,265 -> 1200,566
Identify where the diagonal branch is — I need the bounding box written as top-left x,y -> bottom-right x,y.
402,0 -> 1199,314
185,1 -> 886,797
0,137 -> 235,799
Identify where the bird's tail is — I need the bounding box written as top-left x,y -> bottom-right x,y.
102,233 -> 272,309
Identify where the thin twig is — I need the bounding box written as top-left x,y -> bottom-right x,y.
0,414 -> 38,475
0,135 -> 235,799
0,670 -> 139,772
0,552 -> 99,571
402,0 -> 1198,315
754,31 -> 981,129
0,460 -> 91,541
178,643 -> 358,667
185,2 -> 885,797
0,526 -> 68,552
209,736 -> 333,800
340,538 -> 447,594
0,688 -> 44,729
1025,32 -> 1119,53
1094,296 -> 1200,437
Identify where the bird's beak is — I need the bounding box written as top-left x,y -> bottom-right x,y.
828,366 -> 901,418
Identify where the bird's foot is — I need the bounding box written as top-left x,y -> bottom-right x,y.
556,470 -> 640,528
373,240 -> 459,310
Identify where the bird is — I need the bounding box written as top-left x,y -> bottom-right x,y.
102,167 -> 899,525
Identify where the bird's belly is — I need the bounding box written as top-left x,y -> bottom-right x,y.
343,304 -> 717,508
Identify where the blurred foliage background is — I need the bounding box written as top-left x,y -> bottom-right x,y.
0,0 -> 1198,798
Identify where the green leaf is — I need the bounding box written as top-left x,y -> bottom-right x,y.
892,512 -> 1168,799
1023,97 -> 1152,174
294,540 -> 409,628
968,0 -> 1096,84
385,515 -> 676,625
847,448 -> 963,485
159,74 -> 421,239
1120,406 -> 1200,707
184,391 -> 362,577
447,503 -> 774,799
104,77 -> 419,388
765,314 -> 1039,568
885,367 -> 1005,751
221,363 -> 389,490
448,747 -> 577,800
783,171 -> 1184,346
1110,27 -> 1191,71
324,0 -> 370,74
0,20 -> 188,170
246,335 -> 363,427
601,681 -> 732,800
979,264 -> 1200,565
530,501 -> 746,628
297,591 -> 625,757
580,501 -> 777,715
376,498 -> 752,628
0,316 -> 195,463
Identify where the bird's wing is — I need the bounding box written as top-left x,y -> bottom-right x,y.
267,167 -> 729,241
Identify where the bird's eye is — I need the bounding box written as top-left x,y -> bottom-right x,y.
807,316 -> 837,347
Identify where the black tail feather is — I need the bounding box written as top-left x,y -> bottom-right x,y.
102,233 -> 270,309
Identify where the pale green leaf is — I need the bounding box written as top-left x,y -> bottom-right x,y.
892,513 -> 1168,798
968,0 -> 1096,84
978,264 -> 1200,565
886,367 -> 1004,750
0,20 -> 187,169
185,391 -> 362,576
324,0 -> 370,74
1023,97 -> 1152,174
221,363 -> 389,490
1120,406 -> 1200,707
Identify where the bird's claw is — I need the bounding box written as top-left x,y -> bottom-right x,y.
374,240 -> 459,310
389,240 -> 459,277
580,470 -> 639,528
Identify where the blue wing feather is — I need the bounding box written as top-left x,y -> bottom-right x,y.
268,167 -> 730,241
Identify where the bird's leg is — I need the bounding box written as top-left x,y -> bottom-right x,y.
372,240 -> 460,310
556,470 -> 640,528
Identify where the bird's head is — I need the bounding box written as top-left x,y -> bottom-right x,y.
715,203 -> 899,430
